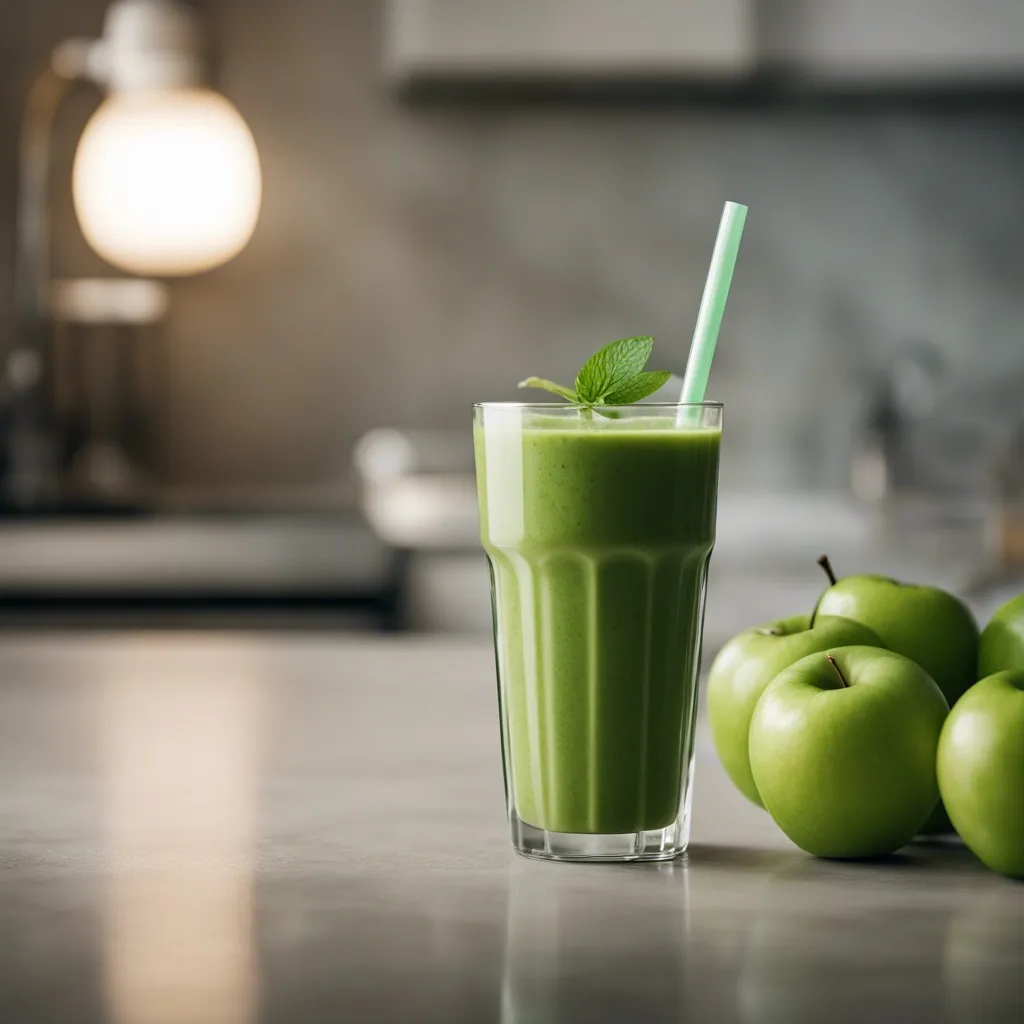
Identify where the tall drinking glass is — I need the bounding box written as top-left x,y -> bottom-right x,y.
474,403 -> 722,861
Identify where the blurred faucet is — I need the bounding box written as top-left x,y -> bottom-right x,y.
850,340 -> 946,503
987,415 -> 1024,572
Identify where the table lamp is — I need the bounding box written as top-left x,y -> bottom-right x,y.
7,0 -> 262,507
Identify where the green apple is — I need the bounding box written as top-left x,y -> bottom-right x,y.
937,671 -> 1024,878
749,646 -> 948,858
707,614 -> 883,807
979,594 -> 1024,677
813,560 -> 978,835
813,562 -> 978,708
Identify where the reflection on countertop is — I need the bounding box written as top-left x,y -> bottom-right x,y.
0,633 -> 1020,1023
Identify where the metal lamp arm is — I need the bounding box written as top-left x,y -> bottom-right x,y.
3,45 -> 101,507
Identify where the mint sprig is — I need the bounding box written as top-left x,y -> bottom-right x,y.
518,336 -> 671,408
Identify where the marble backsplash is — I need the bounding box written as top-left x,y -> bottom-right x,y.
1,0 -> 1022,498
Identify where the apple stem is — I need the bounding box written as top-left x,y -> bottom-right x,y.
817,555 -> 838,586
826,653 -> 849,688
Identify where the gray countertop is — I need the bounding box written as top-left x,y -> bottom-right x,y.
1,634 -> 1020,1023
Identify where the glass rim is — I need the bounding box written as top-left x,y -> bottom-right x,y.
472,401 -> 723,410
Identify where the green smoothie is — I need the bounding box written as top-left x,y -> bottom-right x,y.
475,409 -> 721,835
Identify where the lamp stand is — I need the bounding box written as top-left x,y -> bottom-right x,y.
4,0 -> 204,510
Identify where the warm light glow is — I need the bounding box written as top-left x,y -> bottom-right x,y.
73,88 -> 261,276
100,644 -> 265,1024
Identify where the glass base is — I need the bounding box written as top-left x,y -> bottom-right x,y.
509,809 -> 690,863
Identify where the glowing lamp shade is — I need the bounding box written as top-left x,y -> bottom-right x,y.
72,88 -> 261,276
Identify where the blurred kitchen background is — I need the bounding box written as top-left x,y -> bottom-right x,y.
0,0 -> 1022,645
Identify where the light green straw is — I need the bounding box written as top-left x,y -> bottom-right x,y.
679,201 -> 748,406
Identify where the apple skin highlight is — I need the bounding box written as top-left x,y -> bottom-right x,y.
938,670 -> 1024,879
749,646 -> 948,859
707,615 -> 883,807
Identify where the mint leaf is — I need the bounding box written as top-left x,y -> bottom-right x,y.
517,336 -> 669,410
574,336 -> 654,405
602,370 -> 672,405
517,377 -> 578,402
